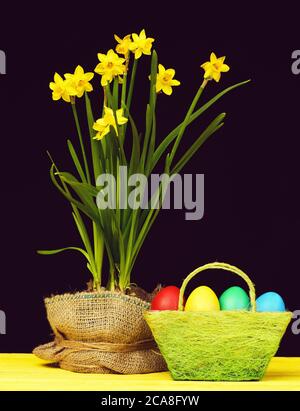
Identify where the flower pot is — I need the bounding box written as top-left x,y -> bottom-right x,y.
33,291 -> 167,374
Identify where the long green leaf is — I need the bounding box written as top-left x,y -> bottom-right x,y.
151,80 -> 250,172
50,164 -> 100,223
141,51 -> 158,174
149,50 -> 158,108
140,104 -> 152,172
71,103 -> 91,184
128,112 -> 141,175
172,113 -> 226,174
145,115 -> 156,176
37,246 -> 90,260
57,172 -> 99,198
168,84 -> 205,167
85,93 -> 104,179
67,139 -> 87,183
126,59 -> 138,114
128,158 -> 171,276
72,211 -> 97,274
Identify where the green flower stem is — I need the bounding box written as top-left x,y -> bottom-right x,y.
106,245 -> 116,291
120,73 -> 128,145
105,85 -> 113,108
121,73 -> 128,106
168,80 -> 207,167
107,269 -> 116,291
93,221 -> 104,290
103,86 -> 107,108
123,59 -> 138,140
116,135 -> 127,165
112,77 -> 119,111
142,96 -> 157,173
71,102 -> 91,185
126,59 -> 138,113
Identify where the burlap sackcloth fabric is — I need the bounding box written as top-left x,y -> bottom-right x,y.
33,291 -> 167,374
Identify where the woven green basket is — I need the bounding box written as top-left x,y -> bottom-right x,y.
144,262 -> 292,381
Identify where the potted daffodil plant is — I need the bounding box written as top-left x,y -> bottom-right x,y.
33,29 -> 249,374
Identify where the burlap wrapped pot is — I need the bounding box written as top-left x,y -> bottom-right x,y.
33,291 -> 167,374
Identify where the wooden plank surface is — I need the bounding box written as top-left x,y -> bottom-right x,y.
0,355 -> 299,391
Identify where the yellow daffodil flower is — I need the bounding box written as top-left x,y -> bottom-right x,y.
201,52 -> 230,82
49,73 -> 75,102
64,65 -> 94,98
114,34 -> 132,57
129,29 -> 154,59
93,107 -> 128,140
156,64 -> 180,95
95,50 -> 126,86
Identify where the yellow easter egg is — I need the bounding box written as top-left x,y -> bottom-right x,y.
185,286 -> 220,311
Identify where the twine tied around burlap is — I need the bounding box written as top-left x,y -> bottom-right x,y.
33,291 -> 167,374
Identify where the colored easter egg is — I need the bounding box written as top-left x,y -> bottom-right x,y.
151,286 -> 181,310
185,286 -> 220,311
219,286 -> 250,311
256,292 -> 285,312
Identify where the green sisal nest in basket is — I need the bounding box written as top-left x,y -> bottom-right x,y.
145,262 -> 292,381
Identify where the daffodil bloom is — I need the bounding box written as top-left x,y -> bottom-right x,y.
49,73 -> 75,102
95,49 -> 126,86
156,64 -> 180,95
64,65 -> 94,98
93,107 -> 128,140
114,34 -> 132,57
129,29 -> 154,59
201,52 -> 230,82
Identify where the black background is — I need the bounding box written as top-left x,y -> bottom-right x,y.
0,2 -> 300,355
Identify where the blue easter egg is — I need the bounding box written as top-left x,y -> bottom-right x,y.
256,292 -> 285,312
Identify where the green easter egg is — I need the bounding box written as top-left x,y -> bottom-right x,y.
219,286 -> 250,311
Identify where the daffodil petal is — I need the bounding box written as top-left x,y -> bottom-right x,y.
54,72 -> 63,83
158,64 -> 165,74
162,85 -> 172,95
101,76 -> 108,86
156,83 -> 162,93
210,52 -> 217,63
97,53 -> 106,62
221,64 -> 230,72
212,71 -> 221,82
140,29 -> 146,39
135,49 -> 142,59
201,62 -> 210,69
165,68 -> 175,77
75,65 -> 83,75
85,83 -> 93,92
132,33 -> 139,42
62,93 -> 71,102
85,72 -> 94,81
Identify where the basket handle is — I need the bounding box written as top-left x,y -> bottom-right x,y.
178,262 -> 256,312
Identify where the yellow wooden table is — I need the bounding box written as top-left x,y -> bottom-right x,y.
0,355 -> 300,391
